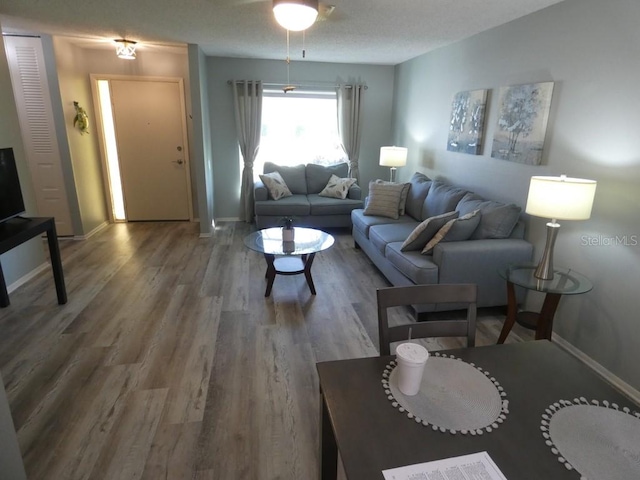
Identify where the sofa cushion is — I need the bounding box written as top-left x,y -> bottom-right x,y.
369,223 -> 419,256
405,172 -> 432,220
259,171 -> 292,200
308,194 -> 363,216
385,242 -> 439,285
422,209 -> 481,254
456,192 -> 521,239
363,181 -> 406,219
351,209 -> 417,237
319,174 -> 357,199
264,162 -> 307,194
375,180 -> 410,215
254,194 -> 310,216
401,211 -> 459,251
422,180 -> 468,219
306,163 -> 349,194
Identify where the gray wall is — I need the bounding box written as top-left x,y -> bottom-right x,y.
393,0 -> 640,389
0,33 -> 46,285
206,57 -> 395,219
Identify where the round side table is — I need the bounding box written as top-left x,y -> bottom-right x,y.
496,264 -> 592,343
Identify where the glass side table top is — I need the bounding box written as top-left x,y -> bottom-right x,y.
244,227 -> 335,256
498,264 -> 593,295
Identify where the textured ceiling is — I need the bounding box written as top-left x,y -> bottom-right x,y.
0,0 -> 565,65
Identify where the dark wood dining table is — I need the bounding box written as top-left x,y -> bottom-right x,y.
317,340 -> 638,480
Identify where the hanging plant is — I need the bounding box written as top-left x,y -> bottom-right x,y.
73,101 -> 90,135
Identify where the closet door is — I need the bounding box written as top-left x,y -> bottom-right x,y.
4,36 -> 73,236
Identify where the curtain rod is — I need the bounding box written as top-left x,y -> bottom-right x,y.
227,80 -> 367,90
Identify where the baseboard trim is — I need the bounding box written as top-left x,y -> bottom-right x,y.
553,333 -> 640,404
72,221 -> 110,241
215,217 -> 241,222
7,262 -> 49,294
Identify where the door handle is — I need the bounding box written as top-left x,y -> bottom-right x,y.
172,159 -> 184,165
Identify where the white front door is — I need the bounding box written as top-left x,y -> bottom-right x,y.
110,79 -> 190,221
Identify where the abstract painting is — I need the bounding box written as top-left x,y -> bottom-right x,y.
491,82 -> 554,165
447,89 -> 488,155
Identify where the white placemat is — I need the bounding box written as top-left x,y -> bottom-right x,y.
382,352 -> 508,434
541,398 -> 640,479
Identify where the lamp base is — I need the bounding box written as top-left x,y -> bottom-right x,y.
534,222 -> 560,280
389,167 -> 397,183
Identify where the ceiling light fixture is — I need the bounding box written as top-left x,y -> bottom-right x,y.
273,0 -> 319,31
115,39 -> 137,60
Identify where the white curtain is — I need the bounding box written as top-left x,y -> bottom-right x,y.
337,84 -> 365,184
232,80 -> 263,222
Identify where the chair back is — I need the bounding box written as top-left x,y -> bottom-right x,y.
376,283 -> 477,355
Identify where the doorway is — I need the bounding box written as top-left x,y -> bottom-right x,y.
92,76 -> 193,222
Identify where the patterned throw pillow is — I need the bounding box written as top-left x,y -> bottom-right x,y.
401,211 -> 459,251
319,174 -> 357,199
422,209 -> 481,254
363,181 -> 406,219
375,180 -> 411,215
259,171 -> 292,200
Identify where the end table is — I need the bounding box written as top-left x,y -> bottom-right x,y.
497,264 -> 592,343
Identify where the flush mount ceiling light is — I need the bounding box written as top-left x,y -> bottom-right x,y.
273,0 -> 319,31
114,39 -> 137,60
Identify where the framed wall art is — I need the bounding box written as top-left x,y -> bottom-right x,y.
447,89 -> 488,155
491,81 -> 554,165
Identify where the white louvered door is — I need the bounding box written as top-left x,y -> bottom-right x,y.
3,36 -> 73,236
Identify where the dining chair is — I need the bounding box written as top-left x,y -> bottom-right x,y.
376,283 -> 478,355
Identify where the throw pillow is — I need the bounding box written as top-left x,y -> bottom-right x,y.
422,180 -> 468,219
259,171 -> 292,201
375,180 -> 410,215
400,211 -> 459,251
319,174 -> 357,199
363,181 -> 406,219
457,193 -> 521,239
421,209 -> 481,254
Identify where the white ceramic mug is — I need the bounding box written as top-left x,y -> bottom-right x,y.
395,343 -> 429,396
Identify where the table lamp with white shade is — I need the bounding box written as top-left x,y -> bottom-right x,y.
525,175 -> 597,280
379,146 -> 407,183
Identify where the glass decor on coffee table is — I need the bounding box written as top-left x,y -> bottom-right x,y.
244,227 -> 335,297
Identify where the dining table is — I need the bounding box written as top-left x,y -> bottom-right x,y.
317,340 -> 640,480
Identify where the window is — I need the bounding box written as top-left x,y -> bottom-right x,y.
253,89 -> 347,178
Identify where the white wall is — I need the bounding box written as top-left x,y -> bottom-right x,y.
393,0 -> 640,388
206,57 -> 395,219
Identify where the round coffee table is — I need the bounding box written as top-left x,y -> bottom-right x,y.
244,227 -> 335,297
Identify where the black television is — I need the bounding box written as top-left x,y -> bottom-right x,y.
0,147 -> 26,224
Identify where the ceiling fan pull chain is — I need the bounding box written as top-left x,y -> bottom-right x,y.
303,30 -> 306,59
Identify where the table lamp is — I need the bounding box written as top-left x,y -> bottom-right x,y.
379,146 -> 407,183
525,175 -> 597,280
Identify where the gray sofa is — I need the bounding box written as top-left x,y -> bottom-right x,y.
352,172 -> 533,316
254,162 -> 363,229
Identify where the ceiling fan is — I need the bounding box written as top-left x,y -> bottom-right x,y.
273,0 -> 336,31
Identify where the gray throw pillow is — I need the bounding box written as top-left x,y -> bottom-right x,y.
375,180 -> 410,215
422,180 -> 468,219
401,211 -> 459,251
405,172 -> 432,220
306,163 -> 349,193
319,174 -> 357,199
259,171 -> 292,200
363,181 -> 406,219
457,193 -> 521,239
422,209 -> 481,254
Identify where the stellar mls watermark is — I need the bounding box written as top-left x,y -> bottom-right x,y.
581,235 -> 638,247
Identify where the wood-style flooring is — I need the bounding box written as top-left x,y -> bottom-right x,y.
0,221 -> 532,479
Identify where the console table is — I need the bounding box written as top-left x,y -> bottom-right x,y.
0,217 -> 67,307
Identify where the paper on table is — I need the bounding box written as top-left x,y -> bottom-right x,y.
382,451 -> 507,480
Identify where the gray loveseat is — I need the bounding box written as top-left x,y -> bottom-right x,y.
254,162 -> 363,229
352,172 -> 533,316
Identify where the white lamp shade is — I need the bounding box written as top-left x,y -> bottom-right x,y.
525,175 -> 597,220
379,146 -> 408,167
273,0 -> 318,31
